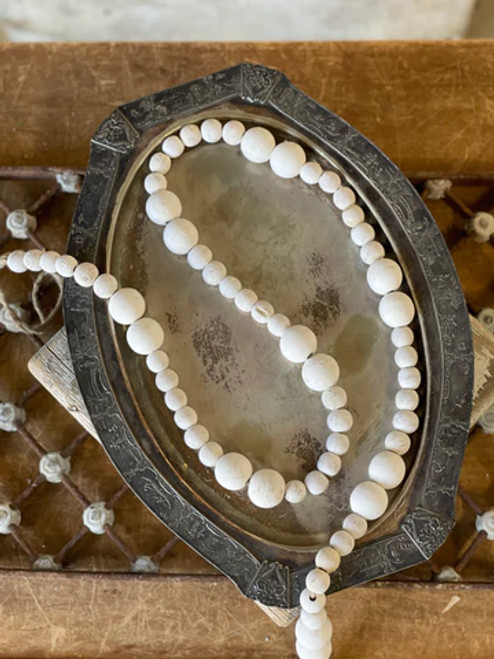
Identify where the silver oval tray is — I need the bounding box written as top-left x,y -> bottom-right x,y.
64,64 -> 473,608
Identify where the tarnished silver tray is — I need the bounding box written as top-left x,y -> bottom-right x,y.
64,64 -> 473,608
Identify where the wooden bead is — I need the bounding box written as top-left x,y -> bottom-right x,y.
315,546 -> 341,573
325,433 -> 350,456
369,450 -> 406,489
74,262 -> 99,288
302,354 -> 340,392
126,318 -> 164,355
333,186 -> 356,211
179,124 -> 201,147
201,118 -> 222,143
7,250 -> 27,273
214,453 -> 253,491
198,441 -> 224,467
305,471 -> 329,495
366,258 -> 403,295
163,219 -> 199,255
296,640 -> 332,659
146,350 -> 169,373
234,289 -> 258,312
350,223 -> 375,246
108,288 -> 145,325
149,152 -> 171,174
144,172 -> 167,194
342,205 -> 364,227
321,386 -> 347,410
39,250 -> 60,273
280,325 -> 317,363
296,617 -> 333,649
395,346 -> 418,368
317,452 -> 341,477
155,368 -> 179,393
164,388 -> 187,411
174,406 -> 198,430
24,249 -> 44,272
269,141 -> 306,178
391,326 -> 414,348
395,388 -> 419,411
326,409 -> 353,433
54,254 -> 77,277
393,410 -> 419,433
187,244 -> 213,270
184,424 -> 209,450
360,241 -> 385,265
329,530 -> 355,556
385,430 -> 411,455
162,135 -> 184,158
300,609 -> 329,631
342,513 -> 368,539
146,189 -> 182,225
251,300 -> 274,324
300,161 -> 322,185
240,127 -> 275,163
267,313 -> 290,337
202,261 -> 227,286
299,588 -> 326,614
219,276 -> 242,299
379,291 -> 415,328
248,469 -> 285,509
222,120 -> 245,146
93,273 -> 118,299
350,481 -> 388,520
319,171 -> 341,194
398,367 -> 421,389
285,480 -> 307,503
305,568 -> 330,595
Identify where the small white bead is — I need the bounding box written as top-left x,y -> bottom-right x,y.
54,254 -> 77,277
305,471 -> 329,495
234,289 -> 258,312
350,481 -> 388,520
379,291 -> 415,328
317,452 -> 341,477
384,430 -> 411,455
146,189 -> 182,225
201,118 -> 222,143
108,288 -> 145,325
360,241 -> 385,265
219,275 -> 241,299
327,409 -> 353,433
198,441 -> 224,467
240,127 -> 275,163
269,141 -> 306,179
22,249 -> 42,272
393,410 -> 419,434
93,273 -> 118,299
342,205 -> 365,227
305,568 -> 330,595
248,469 -> 285,509
342,513 -> 368,539
333,186 -> 356,211
325,433 -> 350,455
174,406 -> 198,430
126,318 -> 164,355
267,313 -> 290,337
369,450 -> 406,489
184,424 -> 209,450
321,386 -> 347,410
39,250 -> 60,274
74,262 -> 99,288
300,161 -> 322,185
299,588 -> 326,614
251,300 -> 274,324
162,135 -> 184,158
146,350 -> 169,373
163,218 -> 199,255
319,171 -> 341,194
366,259 -> 403,296
329,530 -> 355,556
144,172 -> 167,194
149,152 -> 171,174
280,325 -> 317,363
214,453 -> 253,491
315,546 -> 341,573
398,367 -> 421,390
187,244 -> 213,270
300,609 -> 329,631
302,354 -> 340,392
395,389 -> 419,411
351,222 -> 375,246
391,326 -> 414,348
296,618 -> 333,650
165,388 -> 187,411
395,346 -> 418,368
155,368 -> 179,392
285,480 -> 307,503
222,120 -> 245,146
179,124 -> 201,148
202,260 -> 227,286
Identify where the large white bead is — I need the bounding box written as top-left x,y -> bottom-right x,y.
149,152 -> 171,174
300,609 -> 330,631
93,273 -> 118,299
163,218 -> 199,255
187,244 -> 213,270
398,367 -> 421,389
305,471 -> 329,495
350,481 -> 388,520
146,189 -> 182,225
384,430 -> 411,455
7,250 -> 27,273
214,453 -> 253,491
333,186 -> 356,211
108,288 -> 145,325
39,250 -> 60,273
296,640 -> 332,659
234,289 -> 258,312
201,118 -> 222,143
325,433 -> 350,455
240,127 -> 275,163
269,141 -> 306,179
366,259 -> 403,296
350,222 -> 375,246
369,450 -> 406,489
164,388 -> 187,411
126,318 -> 164,355
379,291 -> 415,328
360,241 -> 385,265
395,346 -> 418,368
315,546 -> 341,573
184,424 -> 209,450
342,205 -> 365,227
202,261 -> 227,286
329,530 -> 355,556
247,469 -> 285,509
198,441 -> 224,467
280,325 -> 317,363
319,171 -> 341,194
162,135 -> 184,158
299,588 -> 326,614
300,161 -> 322,185
74,263 -> 99,288
146,350 -> 169,373
54,254 -> 77,277
222,120 -> 245,146
219,276 -> 242,299
321,386 -> 347,410
155,368 -> 179,392
395,389 -> 419,411
267,313 -> 290,337
285,480 -> 307,503
144,173 -> 167,194
393,410 -> 419,433
251,300 -> 274,324
179,124 -> 201,147
302,354 -> 340,392
174,406 -> 198,430
326,409 -> 353,433
342,513 -> 368,539
296,617 -> 333,649
317,452 -> 341,477
391,326 -> 414,348
305,568 -> 330,595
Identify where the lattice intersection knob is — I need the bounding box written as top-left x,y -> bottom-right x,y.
5,209 -> 37,239
0,401 -> 26,432
132,556 -> 160,573
39,452 -> 71,483
0,503 -> 21,534
33,554 -> 62,571
82,502 -> 115,535
476,509 -> 494,540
